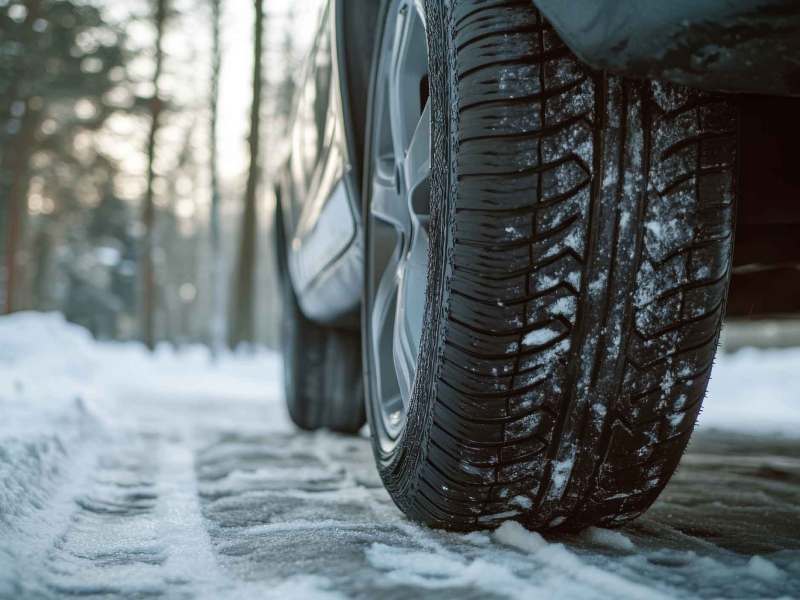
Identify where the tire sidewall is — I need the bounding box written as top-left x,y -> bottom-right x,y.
362,0 -> 456,512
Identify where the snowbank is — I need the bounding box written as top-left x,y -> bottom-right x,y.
0,313 -> 101,528
703,347 -> 800,438
0,312 -> 282,529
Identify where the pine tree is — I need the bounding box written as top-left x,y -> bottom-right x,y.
229,0 -> 264,348
208,0 -> 226,356
0,0 -> 126,313
141,0 -> 168,350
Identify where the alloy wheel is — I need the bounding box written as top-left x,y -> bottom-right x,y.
366,0 -> 431,452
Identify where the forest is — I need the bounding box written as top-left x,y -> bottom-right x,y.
0,0 -> 313,349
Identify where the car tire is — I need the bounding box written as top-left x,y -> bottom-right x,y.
276,198 -> 366,435
364,0 -> 737,530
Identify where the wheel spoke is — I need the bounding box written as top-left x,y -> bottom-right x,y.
404,100 -> 431,200
371,247 -> 400,356
393,270 -> 414,407
388,12 -> 410,160
371,239 -> 408,424
393,226 -> 428,408
388,2 -> 428,159
411,0 -> 426,26
371,158 -> 409,233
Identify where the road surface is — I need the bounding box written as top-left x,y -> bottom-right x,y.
0,314 -> 798,599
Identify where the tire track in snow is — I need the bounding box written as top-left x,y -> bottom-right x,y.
42,432 -> 169,598
36,430 -> 228,599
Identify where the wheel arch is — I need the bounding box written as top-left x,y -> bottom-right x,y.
337,0 -> 382,198
272,179 -> 292,293
532,0 -> 800,96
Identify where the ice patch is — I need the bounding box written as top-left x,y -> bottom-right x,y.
522,327 -> 561,348
660,369 -> 676,397
582,527 -> 635,552
588,273 -> 607,297
645,221 -> 662,238
549,516 -> 567,528
511,495 -> 533,510
547,447 -> 576,501
504,226 -> 527,241
567,272 -> 581,289
479,510 -> 520,524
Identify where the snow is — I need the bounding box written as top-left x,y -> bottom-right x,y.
747,556 -> 784,582
550,296 -> 577,318
494,521 -> 548,553
702,346 -> 800,438
522,327 -> 561,347
582,527 -> 636,552
1,312 -> 800,599
511,495 -> 533,510
492,522 -> 668,599
0,313 -> 286,599
546,445 -> 577,502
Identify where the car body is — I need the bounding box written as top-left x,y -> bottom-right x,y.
277,0 -> 800,329
274,1 -> 376,327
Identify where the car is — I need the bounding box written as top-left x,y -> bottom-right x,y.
274,0 -> 800,531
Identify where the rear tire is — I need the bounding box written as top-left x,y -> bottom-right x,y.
276,198 -> 366,435
364,0 -> 737,530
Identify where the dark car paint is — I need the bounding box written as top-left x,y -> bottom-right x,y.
278,0 -> 800,327
728,94 -> 800,318
533,0 -> 800,97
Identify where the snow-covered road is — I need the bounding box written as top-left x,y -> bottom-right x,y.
1,313 -> 798,599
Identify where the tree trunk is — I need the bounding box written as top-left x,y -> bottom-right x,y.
141,0 -> 167,350
209,0 -> 226,357
2,0 -> 43,314
229,0 -> 264,348
3,102 -> 40,314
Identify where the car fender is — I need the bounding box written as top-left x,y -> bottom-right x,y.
532,0 -> 800,96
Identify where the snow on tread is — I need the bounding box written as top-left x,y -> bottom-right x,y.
399,0 -> 736,531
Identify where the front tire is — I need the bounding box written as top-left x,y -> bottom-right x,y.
364,0 -> 737,531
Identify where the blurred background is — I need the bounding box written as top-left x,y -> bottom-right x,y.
0,0 -> 323,351
3,0 -> 800,357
